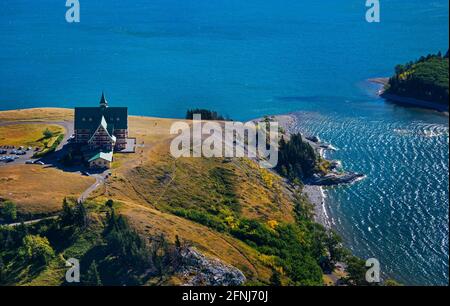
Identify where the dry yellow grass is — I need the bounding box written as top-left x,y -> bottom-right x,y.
93,115 -> 296,282
0,108 -> 73,122
0,124 -> 64,148
121,201 -> 272,282
0,165 -> 95,214
0,108 -> 296,283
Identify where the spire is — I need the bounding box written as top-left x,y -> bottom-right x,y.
100,92 -> 108,108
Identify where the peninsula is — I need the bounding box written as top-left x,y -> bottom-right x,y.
374,51 -> 449,112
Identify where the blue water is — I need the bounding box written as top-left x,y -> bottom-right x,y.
0,0 -> 448,285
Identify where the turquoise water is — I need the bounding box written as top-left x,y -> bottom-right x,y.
0,0 -> 448,284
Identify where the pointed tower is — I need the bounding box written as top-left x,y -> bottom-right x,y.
100,92 -> 108,108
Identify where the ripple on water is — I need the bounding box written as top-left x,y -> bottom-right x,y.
291,110 -> 449,285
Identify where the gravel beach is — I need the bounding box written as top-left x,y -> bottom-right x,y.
272,113 -> 331,228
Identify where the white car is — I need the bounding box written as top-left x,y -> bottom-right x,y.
34,161 -> 45,165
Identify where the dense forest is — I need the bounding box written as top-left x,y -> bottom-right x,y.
0,199 -> 181,285
385,51 -> 449,105
276,134 -> 317,182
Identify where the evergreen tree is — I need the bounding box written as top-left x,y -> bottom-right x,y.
270,269 -> 282,286
387,51 -> 449,106
74,202 -> 88,229
61,198 -> 74,225
0,256 -> 4,284
84,260 -> 102,286
105,199 -> 114,209
276,133 -> 317,181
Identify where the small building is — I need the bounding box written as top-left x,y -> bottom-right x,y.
88,151 -> 113,169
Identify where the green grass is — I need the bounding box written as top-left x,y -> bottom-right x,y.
33,134 -> 64,158
0,124 -> 64,148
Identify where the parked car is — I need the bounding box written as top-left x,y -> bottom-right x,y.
0,149 -> 7,154
25,160 -> 35,164
2,156 -> 15,162
34,161 -> 45,165
15,150 -> 26,155
81,171 -> 90,176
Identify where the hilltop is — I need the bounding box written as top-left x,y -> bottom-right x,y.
0,108 -> 370,286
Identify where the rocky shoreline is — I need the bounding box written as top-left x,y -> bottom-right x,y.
272,114 -> 365,228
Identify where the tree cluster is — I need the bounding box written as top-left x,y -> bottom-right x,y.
387,51 -> 449,105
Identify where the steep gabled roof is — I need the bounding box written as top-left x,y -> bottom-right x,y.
87,115 -> 117,144
74,107 -> 128,130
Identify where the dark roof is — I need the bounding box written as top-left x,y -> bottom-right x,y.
75,107 -> 128,130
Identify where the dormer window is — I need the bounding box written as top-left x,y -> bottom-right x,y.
89,118 -> 92,121
117,118 -> 120,121
82,117 -> 86,121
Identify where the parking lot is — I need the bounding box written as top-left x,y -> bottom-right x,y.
0,145 -> 43,165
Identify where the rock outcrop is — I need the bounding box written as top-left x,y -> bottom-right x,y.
178,248 -> 246,286
308,172 -> 366,186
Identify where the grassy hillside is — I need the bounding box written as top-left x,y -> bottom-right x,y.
0,108 -> 355,286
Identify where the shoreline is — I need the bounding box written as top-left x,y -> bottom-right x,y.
272,114 -> 332,228
368,78 -> 449,114
303,184 -> 331,229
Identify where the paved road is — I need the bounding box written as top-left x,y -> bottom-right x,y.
5,216 -> 58,228
0,119 -> 110,226
77,171 -> 109,203
2,171 -> 109,228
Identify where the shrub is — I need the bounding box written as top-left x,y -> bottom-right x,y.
33,134 -> 64,158
43,128 -> 54,139
0,201 -> 17,223
19,234 -> 55,265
